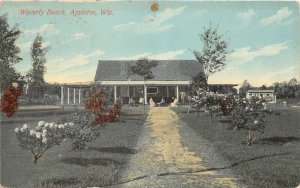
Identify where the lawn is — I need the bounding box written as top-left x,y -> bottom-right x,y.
176,105 -> 300,188
0,106 -> 146,187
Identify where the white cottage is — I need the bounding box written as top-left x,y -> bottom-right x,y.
246,90 -> 276,103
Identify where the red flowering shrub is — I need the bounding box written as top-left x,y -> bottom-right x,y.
84,88 -> 106,118
0,86 -> 23,117
95,101 -> 122,123
219,97 -> 235,116
84,88 -> 122,124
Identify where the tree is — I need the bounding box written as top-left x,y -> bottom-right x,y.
192,71 -> 207,93
129,58 -> 158,112
260,85 -> 267,90
0,13 -> 22,90
193,24 -> 229,89
30,34 -> 49,99
239,80 -> 251,98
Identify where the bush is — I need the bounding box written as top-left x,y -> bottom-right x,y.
219,96 -> 235,116
15,117 -> 97,164
84,88 -> 122,124
15,121 -> 74,164
0,86 -> 23,117
231,97 -> 272,145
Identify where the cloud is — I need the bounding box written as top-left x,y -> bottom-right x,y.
229,42 -> 288,64
239,9 -> 255,22
16,41 -> 32,52
61,32 -> 89,44
16,40 -> 50,52
47,49 -> 105,72
260,7 -> 293,25
23,24 -> 60,36
253,65 -> 300,86
114,7 -> 185,34
116,50 -> 186,60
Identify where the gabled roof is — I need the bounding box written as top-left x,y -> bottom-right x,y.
247,90 -> 274,93
94,60 -> 203,81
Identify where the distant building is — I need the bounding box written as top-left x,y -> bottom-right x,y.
246,90 -> 276,103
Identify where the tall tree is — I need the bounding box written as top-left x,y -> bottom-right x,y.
129,58 -> 158,112
193,24 -> 229,89
30,34 -> 49,99
239,80 -> 251,98
0,13 -> 22,90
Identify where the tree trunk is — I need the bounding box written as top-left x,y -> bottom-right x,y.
33,154 -> 38,164
143,81 -> 146,114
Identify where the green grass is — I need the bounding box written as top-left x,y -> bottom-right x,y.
176,106 -> 300,188
0,107 -> 146,187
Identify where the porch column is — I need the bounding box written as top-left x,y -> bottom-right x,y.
67,87 -> 70,104
128,86 -> 130,99
114,86 -> 117,103
176,85 -> 179,100
144,85 -> 148,104
73,88 -> 76,104
78,88 -> 81,104
166,86 -> 169,97
60,86 -> 64,105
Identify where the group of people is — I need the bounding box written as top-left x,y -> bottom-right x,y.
129,96 -> 179,108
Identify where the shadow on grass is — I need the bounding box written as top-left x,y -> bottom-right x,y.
260,136 -> 300,145
218,119 -> 232,123
61,157 -> 121,167
88,146 -> 136,154
40,177 -> 81,187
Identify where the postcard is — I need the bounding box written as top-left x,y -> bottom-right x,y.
0,0 -> 299,187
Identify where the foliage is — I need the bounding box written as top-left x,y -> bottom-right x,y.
193,24 -> 229,87
239,80 -> 251,98
231,97 -> 273,145
15,115 -> 97,164
192,71 -> 207,92
84,88 -> 106,117
29,35 -> 49,99
128,58 -> 158,81
0,13 -> 22,89
0,86 -> 23,117
191,90 -> 222,121
84,88 -> 122,124
219,96 -> 235,116
93,100 -> 122,124
64,110 -> 97,150
274,77 -> 300,99
15,121 -> 74,164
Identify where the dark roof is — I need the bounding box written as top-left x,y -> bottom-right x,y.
247,90 -> 274,93
94,60 -> 203,81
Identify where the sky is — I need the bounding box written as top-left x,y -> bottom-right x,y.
0,0 -> 299,86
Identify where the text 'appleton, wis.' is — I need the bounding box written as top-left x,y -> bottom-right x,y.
19,9 -> 113,16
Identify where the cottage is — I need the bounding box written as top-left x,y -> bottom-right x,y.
93,60 -> 237,104
246,90 -> 276,103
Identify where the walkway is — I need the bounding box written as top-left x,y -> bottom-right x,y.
116,107 -> 238,187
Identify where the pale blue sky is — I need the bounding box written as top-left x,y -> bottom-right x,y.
1,1 -> 299,86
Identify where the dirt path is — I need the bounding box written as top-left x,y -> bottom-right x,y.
116,107 -> 238,187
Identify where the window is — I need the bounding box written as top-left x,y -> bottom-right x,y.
249,94 -> 252,96
147,87 -> 158,94
267,94 -> 270,96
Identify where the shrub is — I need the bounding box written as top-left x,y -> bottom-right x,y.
0,86 -> 23,117
15,121 -> 74,164
84,88 -> 122,124
94,100 -> 122,124
15,118 -> 97,164
219,96 -> 235,116
231,97 -> 272,145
